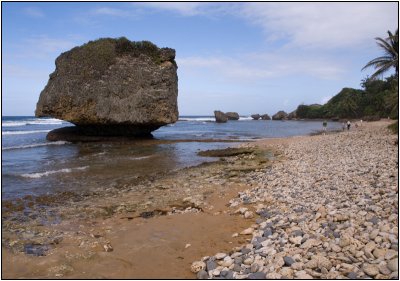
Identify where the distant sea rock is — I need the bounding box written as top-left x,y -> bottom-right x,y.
272,111 -> 288,120
287,110 -> 297,120
214,111 -> 228,123
35,37 -> 178,140
261,114 -> 271,120
225,112 -> 240,120
251,114 -> 261,120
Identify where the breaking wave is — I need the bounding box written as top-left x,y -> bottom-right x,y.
20,166 -> 89,179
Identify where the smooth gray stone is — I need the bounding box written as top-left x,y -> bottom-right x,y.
197,270 -> 209,279
263,228 -> 273,237
207,260 -> 217,271
241,248 -> 251,255
283,256 -> 295,266
247,272 -> 266,279
347,272 -> 357,279
233,264 -> 242,272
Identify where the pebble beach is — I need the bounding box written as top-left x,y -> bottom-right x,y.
191,120 -> 398,279
2,120 -> 398,279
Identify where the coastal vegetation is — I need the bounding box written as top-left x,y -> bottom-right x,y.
362,29 -> 398,79
388,121 -> 398,134
296,29 -> 398,122
60,37 -> 173,80
296,75 -> 398,120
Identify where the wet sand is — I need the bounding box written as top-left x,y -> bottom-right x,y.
2,143 -> 272,279
2,120 -> 396,279
2,184 -> 251,279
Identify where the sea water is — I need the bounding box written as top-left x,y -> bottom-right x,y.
2,116 -> 341,201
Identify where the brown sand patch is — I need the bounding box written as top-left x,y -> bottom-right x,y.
2,183 -> 253,279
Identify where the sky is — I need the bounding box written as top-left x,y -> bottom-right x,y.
2,2 -> 399,116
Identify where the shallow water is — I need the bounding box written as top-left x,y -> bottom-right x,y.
2,116 -> 341,201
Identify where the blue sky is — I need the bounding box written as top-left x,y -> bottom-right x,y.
2,2 -> 398,116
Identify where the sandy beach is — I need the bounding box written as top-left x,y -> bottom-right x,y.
2,120 -> 398,279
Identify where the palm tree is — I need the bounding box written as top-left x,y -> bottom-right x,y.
362,29 -> 398,79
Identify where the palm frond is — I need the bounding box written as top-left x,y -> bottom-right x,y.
362,28 -> 399,79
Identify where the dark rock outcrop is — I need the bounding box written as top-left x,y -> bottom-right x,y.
261,114 -> 271,120
214,111 -> 228,123
35,37 -> 178,139
272,111 -> 288,120
251,114 -> 261,120
225,112 -> 240,120
287,110 -> 297,120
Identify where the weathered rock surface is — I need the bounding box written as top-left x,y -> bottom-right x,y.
35,37 -> 178,139
225,112 -> 240,120
260,114 -> 271,120
272,110 -> 288,120
251,114 -> 260,120
214,111 -> 228,123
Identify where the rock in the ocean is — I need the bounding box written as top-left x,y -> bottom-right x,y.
225,112 -> 240,120
36,37 -> 178,139
260,114 -> 271,120
272,110 -> 288,120
287,110 -> 297,120
214,111 -> 228,123
251,114 -> 260,120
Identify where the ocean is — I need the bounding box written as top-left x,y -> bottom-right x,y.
2,116 -> 341,202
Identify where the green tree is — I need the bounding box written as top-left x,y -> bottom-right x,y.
362,29 -> 399,79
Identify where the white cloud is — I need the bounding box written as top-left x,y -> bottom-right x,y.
136,2 -> 237,17
90,7 -> 143,19
237,2 -> 398,49
92,7 -> 130,17
178,51 -> 345,81
138,2 -> 398,49
137,2 -> 207,16
23,7 -> 44,18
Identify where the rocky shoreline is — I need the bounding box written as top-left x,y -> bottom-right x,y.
2,120 -> 398,279
191,120 -> 398,279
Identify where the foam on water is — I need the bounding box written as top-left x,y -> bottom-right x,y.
2,141 -> 69,151
2,130 -> 51,135
179,117 -> 215,122
2,118 -> 64,127
129,155 -> 153,160
21,166 -> 89,179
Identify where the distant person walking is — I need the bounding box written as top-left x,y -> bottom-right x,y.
347,120 -> 351,130
342,122 -> 346,131
360,119 -> 363,126
322,120 -> 327,135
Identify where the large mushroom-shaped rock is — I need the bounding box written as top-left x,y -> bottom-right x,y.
272,111 -> 288,120
35,37 -> 178,140
214,111 -> 228,123
225,112 -> 240,120
251,114 -> 261,120
261,114 -> 271,120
